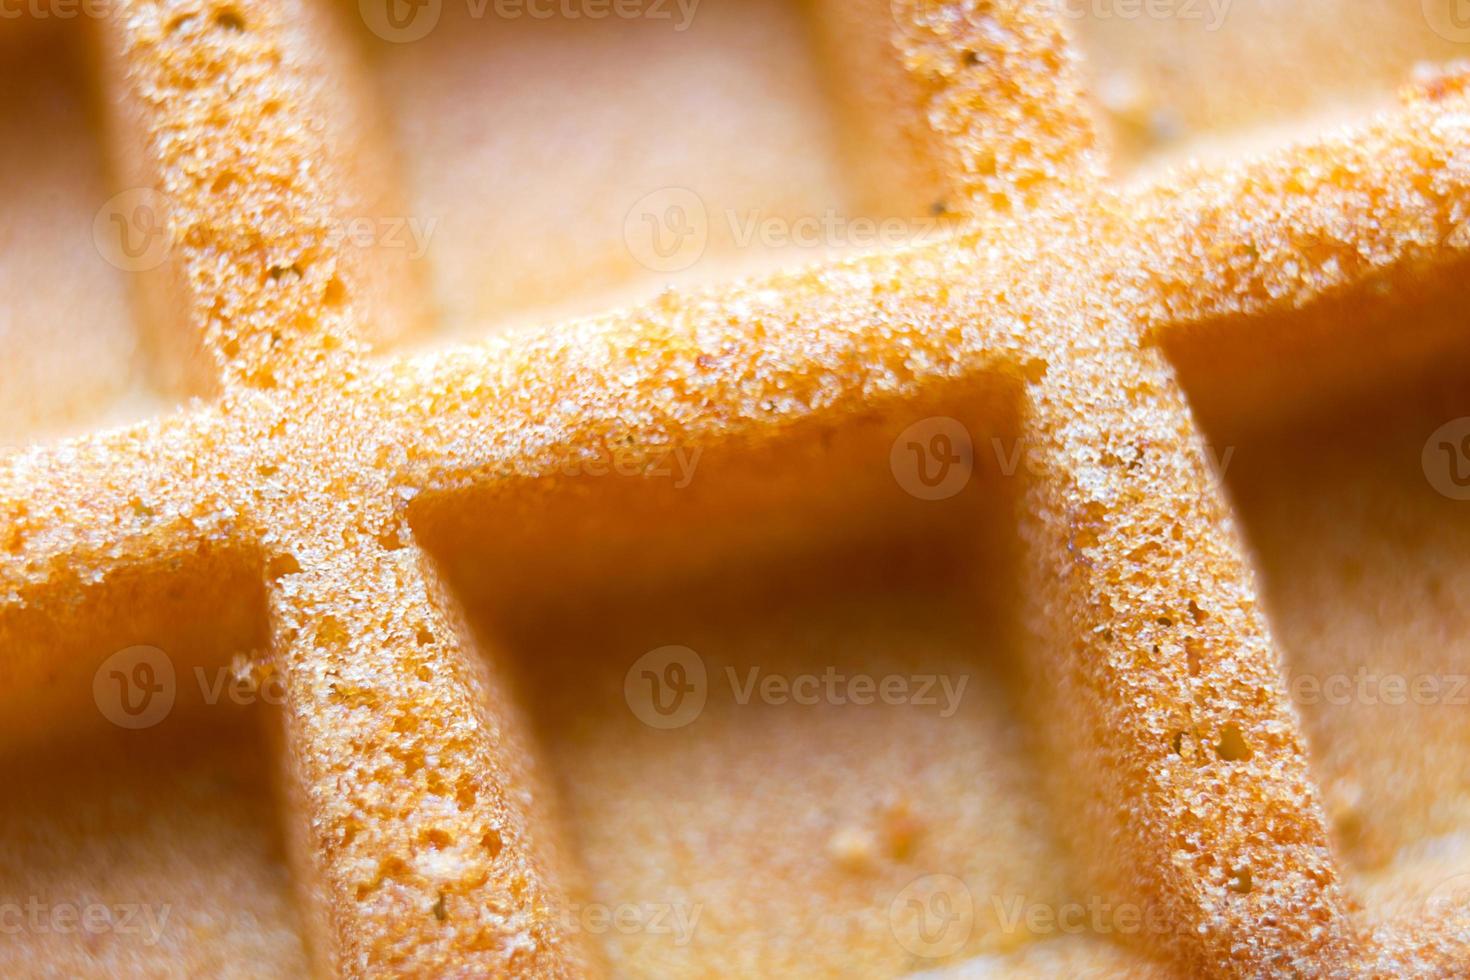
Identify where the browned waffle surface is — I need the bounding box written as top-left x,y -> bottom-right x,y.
3,0 -> 1470,976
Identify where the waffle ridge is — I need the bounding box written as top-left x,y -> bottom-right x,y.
3,1 -> 1470,977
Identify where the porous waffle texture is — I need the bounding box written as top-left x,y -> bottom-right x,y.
3,0 -> 1470,977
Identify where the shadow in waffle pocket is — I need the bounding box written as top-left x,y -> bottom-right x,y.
403,375 -> 1147,974
0,545 -> 310,974
1160,246 -> 1470,952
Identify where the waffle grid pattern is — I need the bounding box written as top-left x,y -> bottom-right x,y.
2,0 -> 1470,976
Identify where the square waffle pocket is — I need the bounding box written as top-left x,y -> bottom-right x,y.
3,0 -> 1470,976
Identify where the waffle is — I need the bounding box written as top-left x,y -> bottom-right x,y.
2,0 -> 1470,976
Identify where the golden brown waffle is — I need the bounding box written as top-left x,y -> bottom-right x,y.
3,0 -> 1470,976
